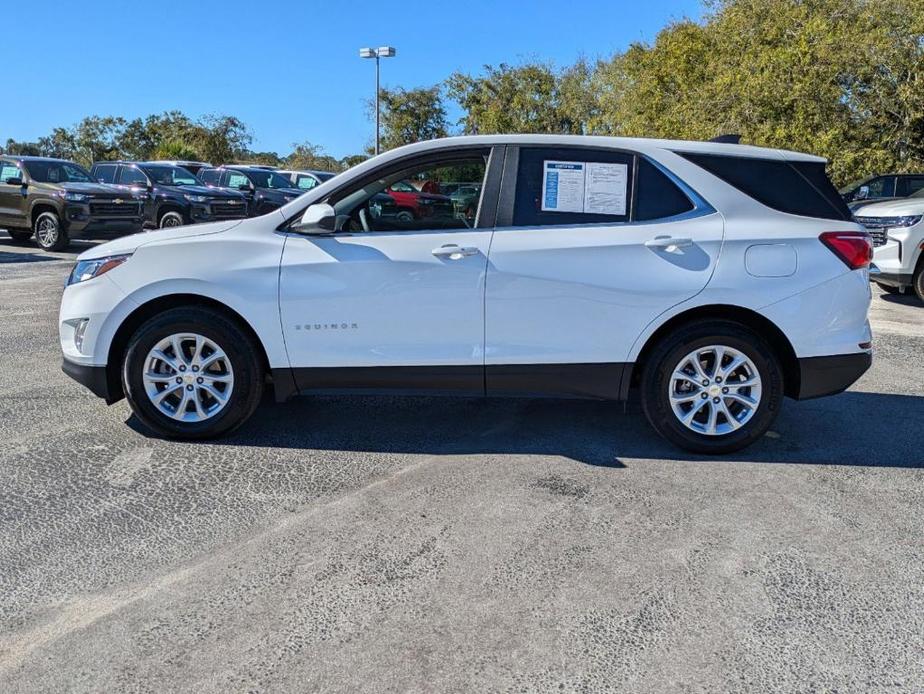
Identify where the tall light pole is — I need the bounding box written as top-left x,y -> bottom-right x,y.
359,46 -> 396,156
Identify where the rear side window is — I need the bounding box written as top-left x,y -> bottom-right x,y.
513,147 -> 633,227
897,176 -> 924,197
635,158 -> 695,221
199,169 -> 220,185
94,164 -> 116,183
679,152 -> 852,221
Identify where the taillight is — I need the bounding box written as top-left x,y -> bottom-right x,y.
819,231 -> 873,270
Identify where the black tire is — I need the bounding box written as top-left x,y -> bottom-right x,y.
121,306 -> 264,439
158,210 -> 185,228
33,211 -> 69,251
6,228 -> 32,242
640,321 -> 784,454
874,281 -> 902,295
913,267 -> 924,303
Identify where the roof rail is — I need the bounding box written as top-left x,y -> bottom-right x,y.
709,134 -> 742,144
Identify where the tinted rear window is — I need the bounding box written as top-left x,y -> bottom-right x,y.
635,158 -> 695,221
678,152 -> 852,221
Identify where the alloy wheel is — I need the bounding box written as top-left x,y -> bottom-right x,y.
142,333 -> 234,422
668,345 -> 762,436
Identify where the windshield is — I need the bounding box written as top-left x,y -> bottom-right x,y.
24,160 -> 94,183
246,170 -> 295,189
142,165 -> 200,186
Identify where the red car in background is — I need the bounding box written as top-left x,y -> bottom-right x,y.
386,180 -> 453,223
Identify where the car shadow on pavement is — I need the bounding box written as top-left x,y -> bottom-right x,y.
0,250 -> 63,264
878,291 -> 922,306
135,389 -> 923,468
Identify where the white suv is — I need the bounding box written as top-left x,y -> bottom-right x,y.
854,192 -> 924,300
59,135 -> 873,454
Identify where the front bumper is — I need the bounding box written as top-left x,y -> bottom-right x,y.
62,358 -> 119,403
795,352 -> 872,400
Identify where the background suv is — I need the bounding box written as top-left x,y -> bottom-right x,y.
854,190 -> 924,300
0,155 -> 143,251
840,173 -> 924,210
92,161 -> 248,228
198,165 -> 304,216
59,135 -> 872,454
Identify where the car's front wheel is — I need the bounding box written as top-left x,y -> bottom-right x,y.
913,267 -> 924,303
34,211 -> 69,251
641,321 -> 783,454
122,306 -> 264,439
158,210 -> 185,228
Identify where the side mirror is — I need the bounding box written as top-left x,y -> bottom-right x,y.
291,203 -> 337,235
238,183 -> 252,191
4,176 -> 23,186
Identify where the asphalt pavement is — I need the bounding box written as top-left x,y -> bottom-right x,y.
0,232 -> 922,693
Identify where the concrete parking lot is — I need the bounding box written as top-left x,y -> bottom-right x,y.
0,232 -> 922,693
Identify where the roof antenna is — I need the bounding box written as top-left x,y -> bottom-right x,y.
710,134 -> 742,144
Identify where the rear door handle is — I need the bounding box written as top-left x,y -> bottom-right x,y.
432,244 -> 479,259
645,236 -> 693,250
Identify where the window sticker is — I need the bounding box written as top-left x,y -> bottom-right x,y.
541,160 -> 628,215
584,162 -> 627,215
541,161 -> 585,213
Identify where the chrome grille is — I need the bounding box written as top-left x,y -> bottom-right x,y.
210,201 -> 248,218
89,200 -> 141,217
855,217 -> 892,247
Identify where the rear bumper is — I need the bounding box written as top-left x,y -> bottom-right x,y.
62,358 -> 120,403
795,352 -> 871,400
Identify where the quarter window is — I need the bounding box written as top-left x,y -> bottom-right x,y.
512,148 -> 634,227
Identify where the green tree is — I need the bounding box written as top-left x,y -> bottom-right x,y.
446,62 -> 589,135
285,141 -> 343,171
376,86 -> 448,150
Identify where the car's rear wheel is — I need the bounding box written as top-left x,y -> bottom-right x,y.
159,210 -> 185,228
34,211 -> 69,251
122,306 -> 264,439
6,228 -> 32,242
640,321 -> 784,454
874,281 -> 903,295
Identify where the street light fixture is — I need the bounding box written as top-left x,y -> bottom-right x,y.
359,46 -> 397,156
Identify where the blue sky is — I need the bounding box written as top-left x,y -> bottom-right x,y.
5,0 -> 702,159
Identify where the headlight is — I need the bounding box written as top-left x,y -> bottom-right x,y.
891,215 -> 923,228
58,191 -> 89,202
184,194 -> 208,203
67,254 -> 132,286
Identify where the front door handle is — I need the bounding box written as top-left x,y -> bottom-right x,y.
432,244 -> 478,259
645,236 -> 693,251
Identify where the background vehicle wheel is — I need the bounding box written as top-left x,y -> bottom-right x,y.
159,211 -> 185,228
913,268 -> 924,302
6,228 -> 32,242
640,321 -> 784,454
396,209 -> 415,224
34,211 -> 69,251
122,306 -> 264,439
874,281 -> 902,295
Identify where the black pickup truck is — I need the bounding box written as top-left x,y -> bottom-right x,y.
0,156 -> 144,251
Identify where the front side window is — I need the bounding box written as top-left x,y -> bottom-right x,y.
24,160 -> 94,183
0,162 -> 21,183
94,164 -> 117,183
329,155 -> 488,233
512,147 -> 634,227
118,166 -> 148,186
